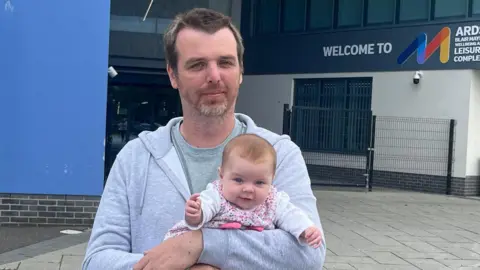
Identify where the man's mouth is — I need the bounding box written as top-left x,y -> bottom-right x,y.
203,92 -> 224,97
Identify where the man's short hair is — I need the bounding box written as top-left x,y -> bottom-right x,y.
222,134 -> 277,173
163,8 -> 244,73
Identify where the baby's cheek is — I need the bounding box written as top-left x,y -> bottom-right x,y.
222,188 -> 237,201
258,189 -> 270,200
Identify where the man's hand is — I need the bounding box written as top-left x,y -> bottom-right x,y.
185,193 -> 202,226
189,264 -> 220,270
133,230 -> 203,270
300,226 -> 323,248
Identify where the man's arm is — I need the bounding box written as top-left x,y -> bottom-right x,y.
82,145 -> 143,269
197,139 -> 326,270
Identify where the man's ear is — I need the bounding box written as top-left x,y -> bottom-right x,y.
166,63 -> 178,89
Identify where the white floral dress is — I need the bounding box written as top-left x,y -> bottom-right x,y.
164,179 -> 314,244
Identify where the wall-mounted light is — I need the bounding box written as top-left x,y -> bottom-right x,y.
108,66 -> 118,78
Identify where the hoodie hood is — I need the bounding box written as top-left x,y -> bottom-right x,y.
134,113 -> 292,214
137,113 -> 290,158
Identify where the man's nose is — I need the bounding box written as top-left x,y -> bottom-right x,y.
206,63 -> 221,84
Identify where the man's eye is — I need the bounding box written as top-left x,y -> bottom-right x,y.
190,62 -> 205,70
219,60 -> 234,67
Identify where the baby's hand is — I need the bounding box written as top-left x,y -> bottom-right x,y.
301,226 -> 323,248
185,193 -> 202,226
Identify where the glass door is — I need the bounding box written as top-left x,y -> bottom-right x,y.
104,71 -> 181,181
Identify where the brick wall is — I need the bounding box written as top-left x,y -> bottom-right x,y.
463,176 -> 480,196
0,194 -> 100,226
307,164 -> 479,196
307,164 -> 366,187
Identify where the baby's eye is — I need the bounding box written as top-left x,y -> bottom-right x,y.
256,181 -> 265,185
233,178 -> 243,183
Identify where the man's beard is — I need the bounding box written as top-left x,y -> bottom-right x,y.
197,99 -> 228,117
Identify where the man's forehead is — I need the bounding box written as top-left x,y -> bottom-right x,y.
176,27 -> 237,50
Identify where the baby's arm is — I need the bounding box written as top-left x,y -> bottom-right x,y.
301,226 -> 323,248
273,191 -> 322,246
184,182 -> 222,230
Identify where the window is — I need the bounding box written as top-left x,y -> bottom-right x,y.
308,0 -> 334,29
337,0 -> 363,27
434,0 -> 467,19
367,0 -> 395,24
292,78 -> 373,154
399,0 -> 430,22
474,0 -> 480,15
282,0 -> 306,32
255,0 -> 280,34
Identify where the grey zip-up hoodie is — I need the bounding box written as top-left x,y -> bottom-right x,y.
82,113 -> 326,270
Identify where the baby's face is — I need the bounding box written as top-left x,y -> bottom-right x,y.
219,154 -> 274,210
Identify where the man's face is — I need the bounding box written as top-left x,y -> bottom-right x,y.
167,27 -> 243,117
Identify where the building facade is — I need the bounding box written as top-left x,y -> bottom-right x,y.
1,0 -> 479,226
235,0 -> 480,196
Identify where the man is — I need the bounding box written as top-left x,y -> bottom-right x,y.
82,7 -> 326,270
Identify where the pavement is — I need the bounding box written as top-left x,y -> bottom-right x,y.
1,188 -> 480,269
0,226 -> 89,255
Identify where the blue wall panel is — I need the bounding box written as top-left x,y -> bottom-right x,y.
0,1 -> 110,196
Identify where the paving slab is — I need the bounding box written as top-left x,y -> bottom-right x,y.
0,262 -> 19,270
0,226 -> 88,254
60,255 -> 84,270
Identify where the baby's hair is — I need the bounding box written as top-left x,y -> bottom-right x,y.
222,133 -> 277,173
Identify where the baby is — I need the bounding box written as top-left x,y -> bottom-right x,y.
164,133 -> 323,248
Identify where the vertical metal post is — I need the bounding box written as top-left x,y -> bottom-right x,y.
282,104 -> 291,135
368,115 -> 376,192
446,119 -> 455,195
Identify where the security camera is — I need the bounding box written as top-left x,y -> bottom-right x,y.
413,71 -> 423,85
108,66 -> 118,78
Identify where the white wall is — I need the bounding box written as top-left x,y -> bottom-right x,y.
466,70 -> 480,176
236,71 -> 473,177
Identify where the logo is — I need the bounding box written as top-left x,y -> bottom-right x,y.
397,27 -> 451,65
4,0 -> 13,12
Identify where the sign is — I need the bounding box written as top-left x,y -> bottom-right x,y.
452,25 -> 480,63
243,21 -> 480,74
397,25 -> 480,65
323,42 -> 392,57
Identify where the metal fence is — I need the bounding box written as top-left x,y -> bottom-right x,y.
372,116 -> 455,194
284,105 -> 456,194
288,106 -> 373,188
